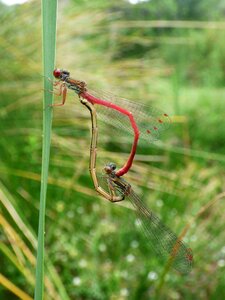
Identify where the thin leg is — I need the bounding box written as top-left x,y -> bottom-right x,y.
45,77 -> 56,84
107,179 -> 116,197
45,81 -> 63,96
44,77 -> 62,90
106,178 -> 125,202
53,80 -> 60,85
50,84 -> 67,107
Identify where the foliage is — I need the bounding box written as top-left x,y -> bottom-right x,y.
0,0 -> 225,299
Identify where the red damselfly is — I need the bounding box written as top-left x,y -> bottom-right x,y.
52,69 -> 171,177
50,81 -> 193,274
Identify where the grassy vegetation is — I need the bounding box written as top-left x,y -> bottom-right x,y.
34,1 -> 57,299
0,0 -> 225,299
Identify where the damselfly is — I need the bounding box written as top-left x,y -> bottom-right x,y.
52,69 -> 171,177
51,82 -> 193,273
101,162 -> 193,274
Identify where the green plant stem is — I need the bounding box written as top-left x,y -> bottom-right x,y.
34,1 -> 58,300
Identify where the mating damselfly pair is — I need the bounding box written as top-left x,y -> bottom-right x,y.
50,69 -> 193,274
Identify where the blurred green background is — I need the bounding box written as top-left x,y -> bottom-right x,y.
1,0 -> 225,299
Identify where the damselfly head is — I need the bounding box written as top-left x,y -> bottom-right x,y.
53,69 -> 70,81
104,162 -> 117,174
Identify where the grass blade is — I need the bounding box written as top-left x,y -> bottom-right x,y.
34,1 -> 58,299
0,273 -> 33,300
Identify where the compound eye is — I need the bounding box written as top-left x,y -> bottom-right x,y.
53,69 -> 61,78
109,162 -> 117,170
63,70 -> 70,76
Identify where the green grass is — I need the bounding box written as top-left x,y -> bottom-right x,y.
34,1 -> 57,300
0,1 -> 225,299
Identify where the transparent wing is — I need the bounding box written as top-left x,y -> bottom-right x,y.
89,88 -> 171,143
98,173 -> 193,274
128,189 -> 193,274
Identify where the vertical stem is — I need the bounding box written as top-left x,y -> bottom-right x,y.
34,1 -> 57,299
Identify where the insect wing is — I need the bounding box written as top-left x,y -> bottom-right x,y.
89,88 -> 171,142
128,189 -> 193,274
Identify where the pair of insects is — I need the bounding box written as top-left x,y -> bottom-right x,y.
51,69 -> 193,274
